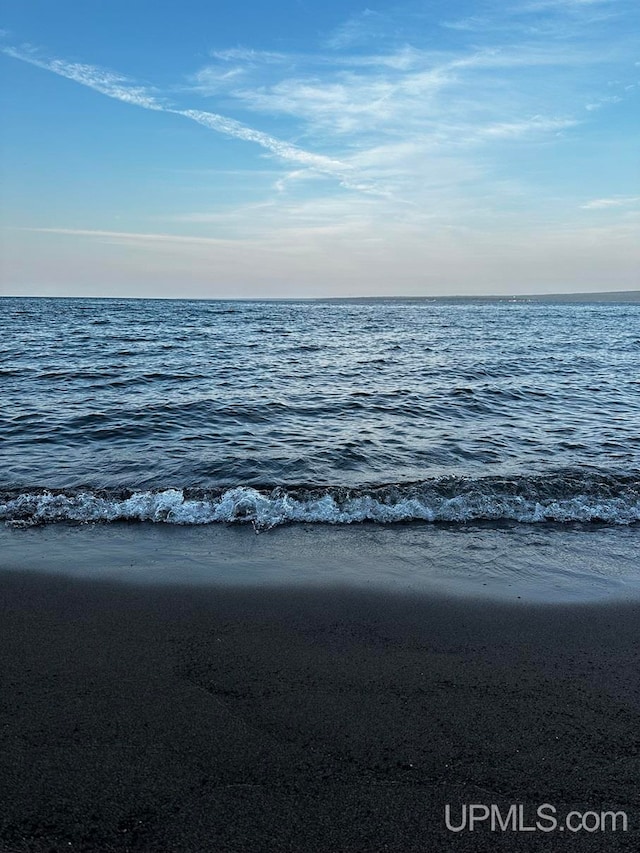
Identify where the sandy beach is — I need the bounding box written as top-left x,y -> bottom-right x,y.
4,0 -> 640,843
1,527 -> 639,851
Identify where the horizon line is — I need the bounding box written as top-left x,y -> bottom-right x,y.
1,289 -> 639,303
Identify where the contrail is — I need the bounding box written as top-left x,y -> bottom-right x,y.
2,43 -> 361,184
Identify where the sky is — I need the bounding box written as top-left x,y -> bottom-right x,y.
1,0 -> 639,298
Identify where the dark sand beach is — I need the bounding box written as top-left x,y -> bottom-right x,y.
1,526 -> 639,851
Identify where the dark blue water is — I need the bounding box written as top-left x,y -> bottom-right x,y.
2,296 -> 639,527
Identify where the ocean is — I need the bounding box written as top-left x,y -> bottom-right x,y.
2,294 -> 640,598
3,297 -> 640,853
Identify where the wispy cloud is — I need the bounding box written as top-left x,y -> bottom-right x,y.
518,0 -> 617,11
581,196 -> 640,209
172,109 -> 352,176
3,0 -> 638,245
24,227 -> 234,245
2,45 -> 164,109
444,0 -> 623,37
1,44 -> 359,187
210,47 -> 289,65
184,41 -> 613,216
585,94 -> 623,110
325,9 -> 390,50
477,116 -> 579,138
441,16 -> 494,33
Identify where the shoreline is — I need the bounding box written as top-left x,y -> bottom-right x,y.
2,521 -> 640,604
1,558 -> 639,851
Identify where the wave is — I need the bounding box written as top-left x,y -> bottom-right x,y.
2,473 -> 639,529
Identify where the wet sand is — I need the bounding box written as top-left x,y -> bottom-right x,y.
1,553 -> 639,851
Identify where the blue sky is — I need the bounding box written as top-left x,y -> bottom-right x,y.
1,0 -> 638,297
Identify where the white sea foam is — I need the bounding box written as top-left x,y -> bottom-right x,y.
2,484 -> 639,529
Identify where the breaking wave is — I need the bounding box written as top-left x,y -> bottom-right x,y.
2,472 -> 639,529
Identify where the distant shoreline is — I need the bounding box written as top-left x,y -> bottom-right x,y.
318,290 -> 640,304
2,289 -> 639,303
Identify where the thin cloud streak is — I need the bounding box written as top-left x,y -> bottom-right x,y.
24,227 -> 242,245
1,45 -> 164,109
13,219 -> 639,299
581,196 -> 640,209
183,0 -> 637,225
171,109 -> 361,185
3,0 -> 638,291
1,44 -> 361,187
518,0 -> 617,11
